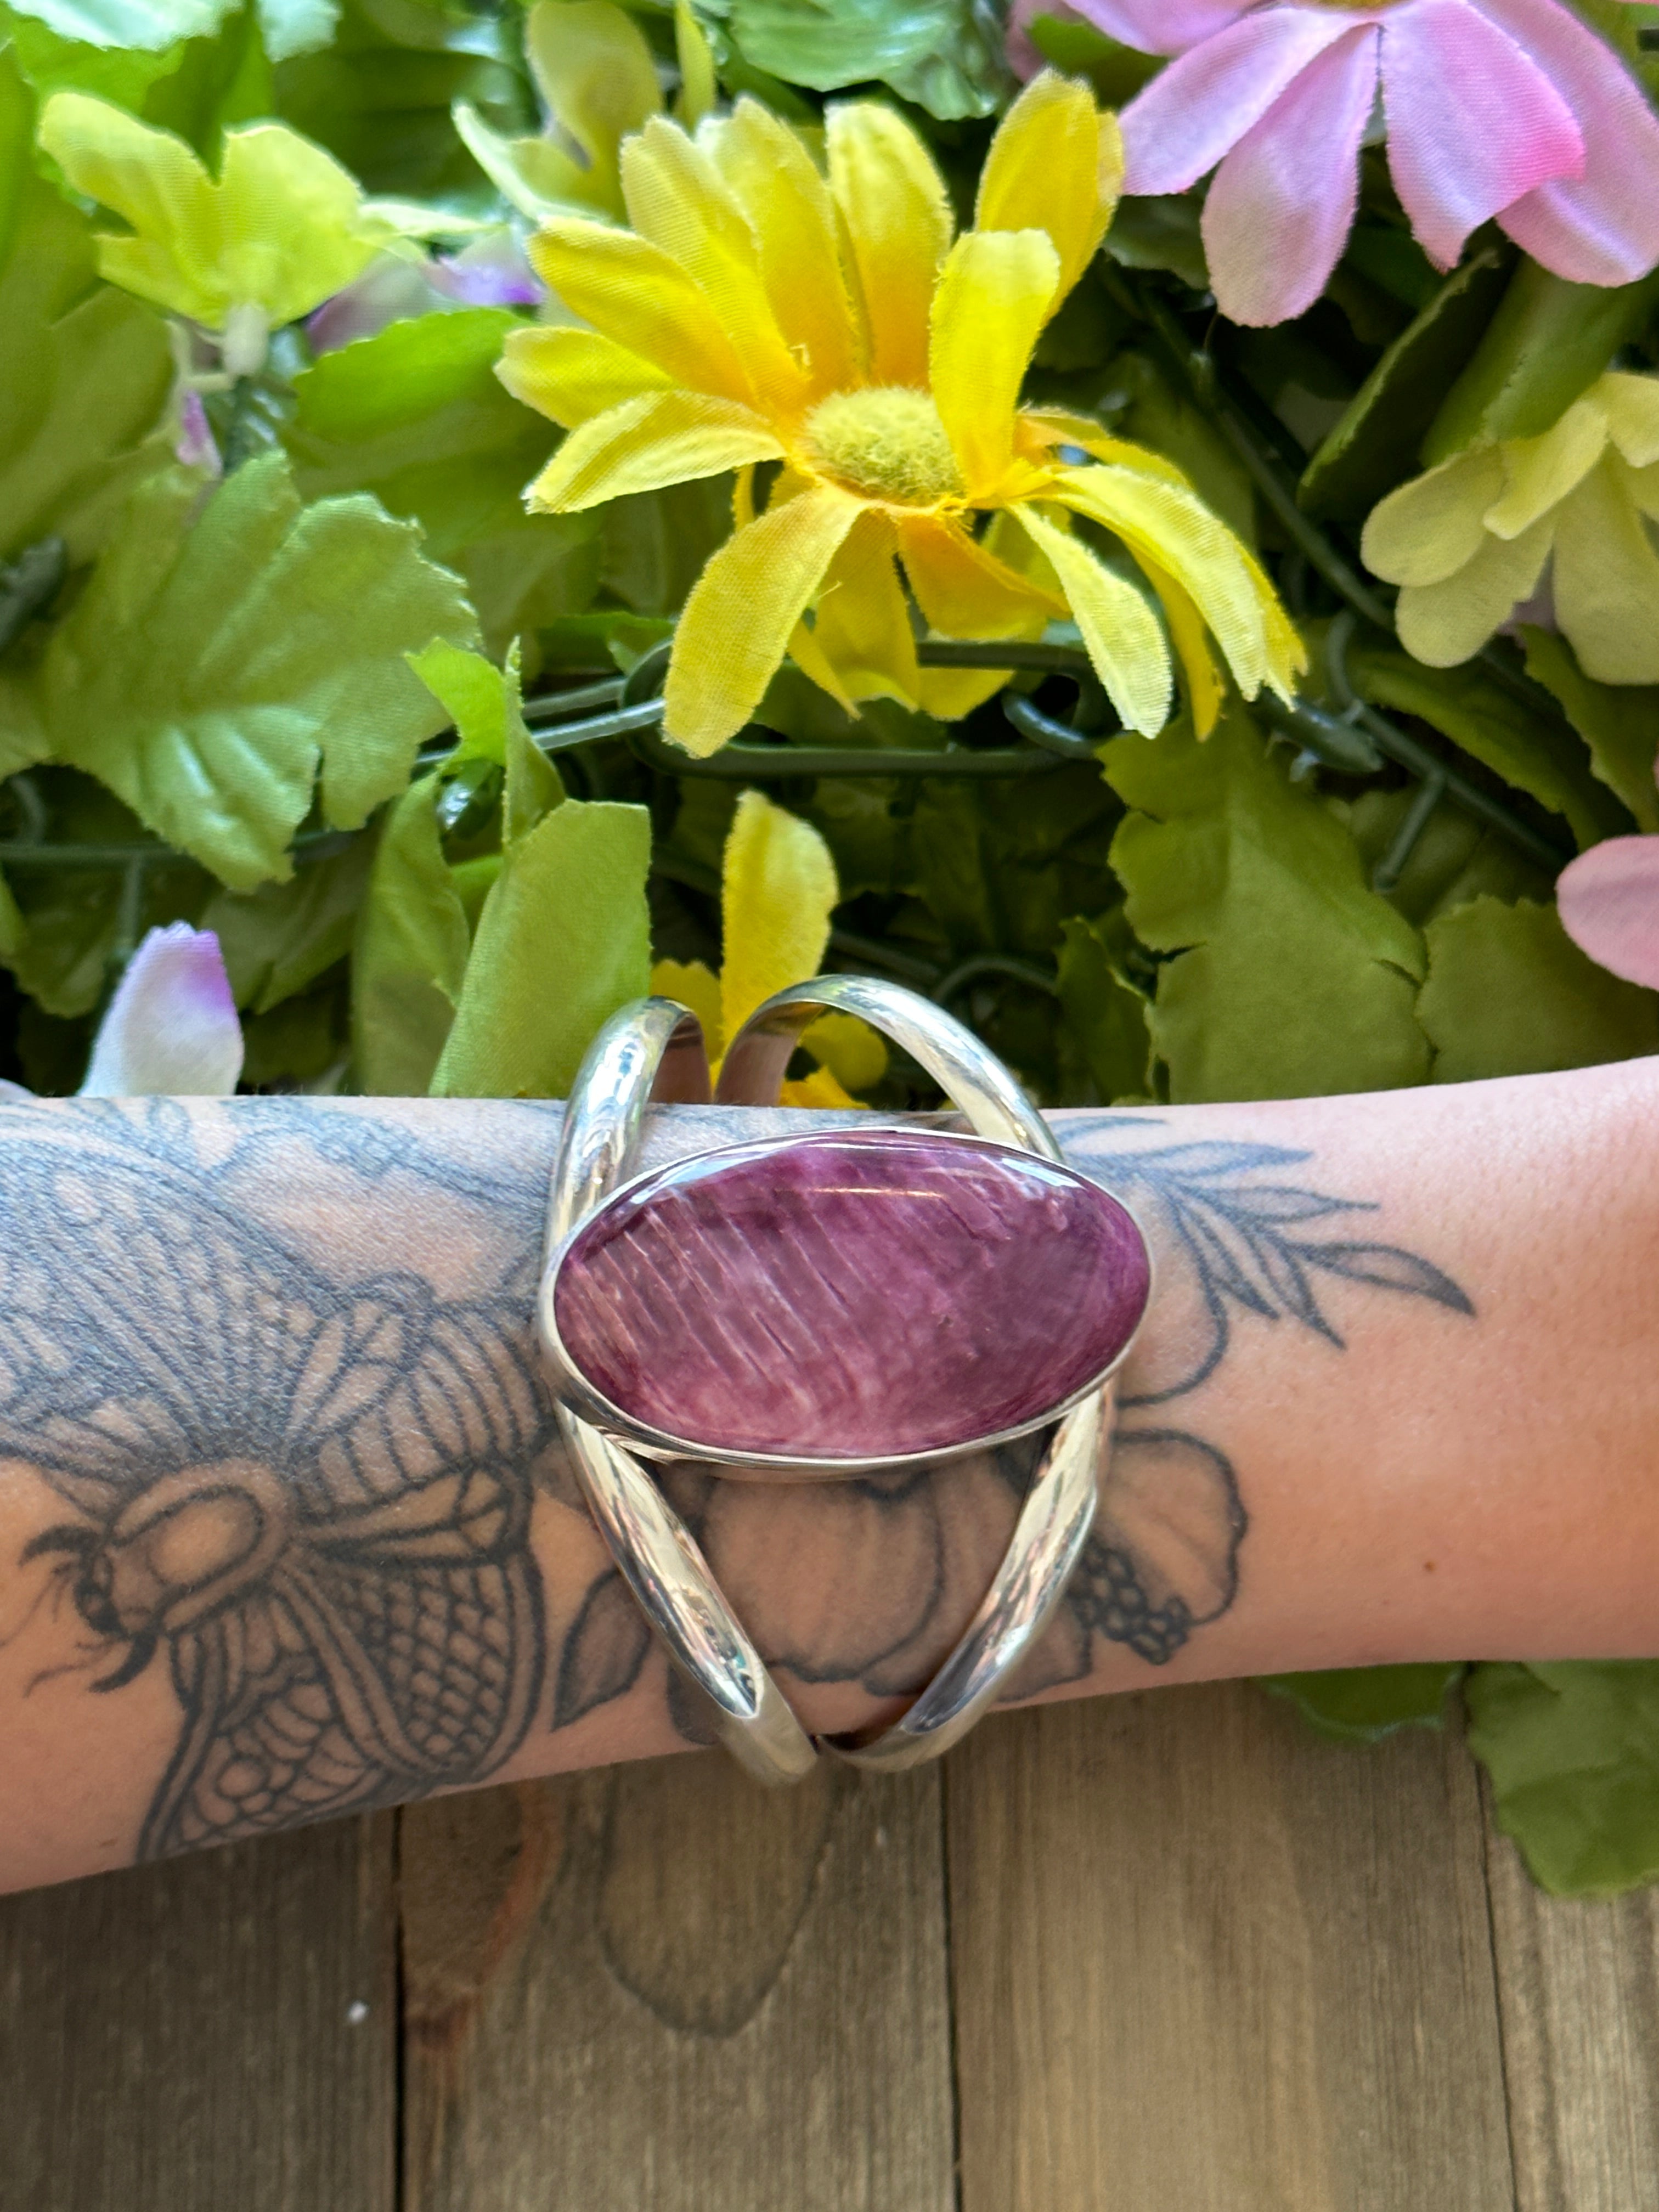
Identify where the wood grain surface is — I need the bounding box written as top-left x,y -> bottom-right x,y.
947,1682 -> 1515,2212
0,1812 -> 396,2212
400,1752 -> 954,2212
4,1694 -> 1659,2210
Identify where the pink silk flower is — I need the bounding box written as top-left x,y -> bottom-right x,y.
1021,0 -> 1659,324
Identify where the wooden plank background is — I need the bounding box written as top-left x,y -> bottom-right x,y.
1,1683 -> 1653,2212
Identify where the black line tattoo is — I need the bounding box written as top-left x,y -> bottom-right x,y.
0,1095 -> 1473,1859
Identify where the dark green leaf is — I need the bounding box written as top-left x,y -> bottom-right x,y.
1521,628 -> 1659,833
1056,912 -> 1152,1103
1346,786 -> 1549,927
1466,1660 -> 1659,1897
1425,258 -> 1659,463
1025,13 -> 1160,104
1105,196 -> 1207,294
1419,894 -> 1659,1081
1346,641 -> 1626,850
202,834 -> 373,1013
1261,1663 -> 1464,1746
910,764 -> 1119,958
703,0 -> 1009,120
1105,708 -> 1430,1100
1300,241 -> 1511,521
240,969 -> 349,1086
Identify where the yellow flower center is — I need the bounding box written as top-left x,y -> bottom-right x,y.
802,387 -> 964,506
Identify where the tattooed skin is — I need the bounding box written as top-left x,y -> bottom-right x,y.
0,1094 -> 1470,1859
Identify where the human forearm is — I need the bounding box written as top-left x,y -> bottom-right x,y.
0,1067 -> 1655,1894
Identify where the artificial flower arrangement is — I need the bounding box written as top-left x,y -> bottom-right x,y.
3,0 -> 1659,1892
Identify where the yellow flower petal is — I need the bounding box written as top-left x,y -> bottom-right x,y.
1618,453 -> 1659,523
1021,407 -> 1191,488
975,71 -> 1122,308
703,98 -> 861,400
800,1009 -> 887,1093
898,511 -> 1065,637
664,484 -> 864,754
1137,555 -> 1224,738
1600,371 -> 1659,469
528,219 -> 754,404
651,956 -> 724,1061
812,511 -> 923,707
781,1066 -> 864,1109
1360,447 -> 1505,586
1014,504 -> 1172,736
1052,463 -> 1276,696
526,390 -> 782,513
620,117 -> 809,421
1394,515 -> 1553,667
826,101 -> 952,388
929,229 -> 1060,498
525,0 -> 661,213
720,789 -> 840,1042
498,324 -> 674,429
453,100 -> 608,224
787,615 -> 861,714
1485,396 -> 1607,541
1553,463 -> 1659,684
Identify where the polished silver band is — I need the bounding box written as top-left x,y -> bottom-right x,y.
539,976 -> 1139,1784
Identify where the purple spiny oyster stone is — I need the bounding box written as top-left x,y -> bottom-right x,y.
552,1128 -> 1150,1461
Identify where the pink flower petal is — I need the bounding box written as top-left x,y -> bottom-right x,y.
1477,0 -> 1659,284
1557,836 -> 1659,991
81,925 -> 244,1097
1066,0 -> 1260,57
1382,0 -> 1583,271
1120,4 -> 1365,195
1203,24 -> 1380,325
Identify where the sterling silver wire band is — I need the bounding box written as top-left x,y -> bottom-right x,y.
538,977 -> 1150,1784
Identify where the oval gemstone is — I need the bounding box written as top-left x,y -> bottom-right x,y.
552,1128 -> 1150,1462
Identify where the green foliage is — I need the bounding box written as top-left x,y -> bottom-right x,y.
1261,1664 -> 1464,1746
27,454 -> 476,888
1106,709 -> 1430,1100
1419,895 -> 1659,1081
1056,912 -> 1152,1103
285,307 -> 599,651
0,52 -> 173,565
352,769 -> 469,1092
695,0 -> 1009,119
1466,1663 -> 1659,1897
429,675 -> 652,1097
1522,629 -> 1659,833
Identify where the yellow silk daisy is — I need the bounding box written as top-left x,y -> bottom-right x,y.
652,789 -> 883,1108
499,72 -> 1306,755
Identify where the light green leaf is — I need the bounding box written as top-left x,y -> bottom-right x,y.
201,834 -> 373,1013
701,0 -> 1009,120
352,769 -> 469,1094
1419,894 -> 1659,1081
1300,241 -> 1511,522
409,636 -> 515,769
7,0 -> 229,49
1346,640 -> 1626,851
0,53 -> 172,564
1521,627 -> 1659,833
430,797 -> 651,1098
1466,1661 -> 1659,1897
0,6 -> 189,104
1105,707 -> 1430,1100
36,453 -> 477,890
37,92 -> 466,336
1057,913 -> 1152,1103
286,307 -> 599,652
1261,1664 -> 1464,1746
